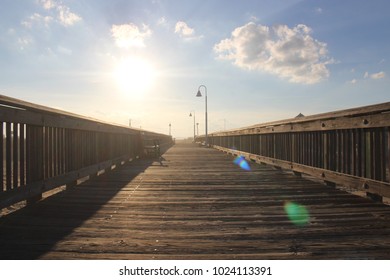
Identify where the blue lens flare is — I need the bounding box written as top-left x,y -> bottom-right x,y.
233,156 -> 251,171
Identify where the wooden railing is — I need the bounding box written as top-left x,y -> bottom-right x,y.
198,102 -> 390,202
0,95 -> 173,210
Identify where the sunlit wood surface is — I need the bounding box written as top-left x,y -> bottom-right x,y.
1,143 -> 390,259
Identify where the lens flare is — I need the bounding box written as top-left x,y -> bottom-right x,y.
284,202 -> 310,226
233,156 -> 251,171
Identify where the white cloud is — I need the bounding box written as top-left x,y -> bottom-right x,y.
364,71 -> 386,80
174,21 -> 203,41
21,13 -> 53,28
353,71 -> 386,84
175,21 -> 195,37
38,0 -> 56,10
36,0 -> 81,27
214,22 -> 333,84
111,23 -> 152,48
57,5 -> 82,26
370,71 -> 385,79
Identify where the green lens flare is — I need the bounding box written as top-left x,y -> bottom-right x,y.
284,202 -> 310,226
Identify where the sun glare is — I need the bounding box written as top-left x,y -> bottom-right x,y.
114,56 -> 155,96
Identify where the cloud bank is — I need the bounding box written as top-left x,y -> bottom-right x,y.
214,22 -> 333,84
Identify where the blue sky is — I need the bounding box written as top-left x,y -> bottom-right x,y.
1,0 -> 389,138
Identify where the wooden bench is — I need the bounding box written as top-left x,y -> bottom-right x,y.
144,139 -> 161,158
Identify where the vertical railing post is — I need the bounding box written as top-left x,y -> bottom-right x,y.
12,123 -> 18,189
387,127 -> 390,183
5,123 -> 11,190
0,122 -> 3,193
26,125 -> 44,204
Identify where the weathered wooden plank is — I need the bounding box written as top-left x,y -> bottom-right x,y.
1,143 -> 390,260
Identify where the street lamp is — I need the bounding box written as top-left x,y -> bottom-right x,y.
196,85 -> 208,146
189,111 -> 196,142
196,122 -> 199,136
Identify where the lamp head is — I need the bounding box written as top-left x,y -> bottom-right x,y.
196,90 -> 202,97
189,113 -> 192,117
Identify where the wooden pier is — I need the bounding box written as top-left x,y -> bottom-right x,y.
1,143 -> 390,259
1,95 -> 390,259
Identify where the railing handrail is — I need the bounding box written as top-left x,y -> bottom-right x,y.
0,94 -> 160,135
209,102 -> 390,136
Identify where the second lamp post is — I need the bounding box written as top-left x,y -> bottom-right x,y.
196,85 -> 208,146
189,111 -> 196,142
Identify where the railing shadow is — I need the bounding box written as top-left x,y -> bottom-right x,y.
0,156 -> 161,259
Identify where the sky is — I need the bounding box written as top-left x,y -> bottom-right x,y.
0,0 -> 389,138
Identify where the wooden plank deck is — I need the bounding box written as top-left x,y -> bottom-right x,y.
1,143 -> 390,260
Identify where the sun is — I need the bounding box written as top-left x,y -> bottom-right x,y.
114,56 -> 156,96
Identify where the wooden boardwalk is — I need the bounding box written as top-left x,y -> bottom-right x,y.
1,143 -> 390,259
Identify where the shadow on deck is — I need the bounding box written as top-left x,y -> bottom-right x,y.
1,143 -> 390,259
0,155 -> 156,259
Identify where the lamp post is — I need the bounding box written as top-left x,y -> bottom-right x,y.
196,85 -> 208,146
196,122 -> 199,136
169,123 -> 171,136
189,111 -> 196,142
